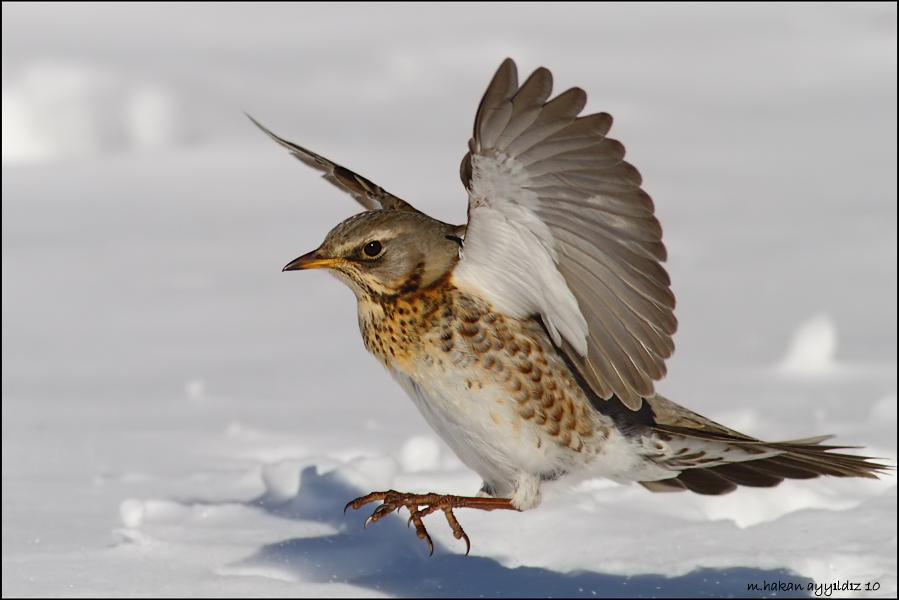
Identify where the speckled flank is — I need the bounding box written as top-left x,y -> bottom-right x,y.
357,276 -> 606,455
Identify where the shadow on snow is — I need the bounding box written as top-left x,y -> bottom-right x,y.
228,467 -> 812,598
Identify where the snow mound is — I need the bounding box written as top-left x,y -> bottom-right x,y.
779,313 -> 839,376
2,62 -> 180,165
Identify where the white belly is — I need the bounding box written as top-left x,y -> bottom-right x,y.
389,364 -> 585,498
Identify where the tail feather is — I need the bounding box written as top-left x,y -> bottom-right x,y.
764,441 -> 884,479
595,395 -> 889,496
675,468 -> 738,495
702,461 -> 784,488
748,456 -> 819,480
641,436 -> 891,496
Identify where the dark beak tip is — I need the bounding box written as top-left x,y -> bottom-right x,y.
282,249 -> 324,272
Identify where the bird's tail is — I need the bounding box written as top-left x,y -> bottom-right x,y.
640,432 -> 891,495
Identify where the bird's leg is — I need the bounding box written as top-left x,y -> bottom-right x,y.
344,490 -> 517,555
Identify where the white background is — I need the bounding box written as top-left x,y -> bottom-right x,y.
3,4 -> 896,597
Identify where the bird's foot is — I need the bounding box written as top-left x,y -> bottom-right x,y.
344,490 -> 516,555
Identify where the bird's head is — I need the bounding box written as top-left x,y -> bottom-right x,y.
284,210 -> 463,300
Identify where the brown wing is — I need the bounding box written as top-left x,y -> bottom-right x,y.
248,114 -> 421,214
459,59 -> 675,410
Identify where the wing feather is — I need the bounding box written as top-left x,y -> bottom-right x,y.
555,254 -> 672,360
574,285 -> 665,385
247,114 -> 422,214
502,89 -> 587,157
493,68 -> 554,152
473,60 -> 518,150
554,240 -> 674,356
539,213 -> 675,312
453,58 -> 676,410
514,118 -> 615,164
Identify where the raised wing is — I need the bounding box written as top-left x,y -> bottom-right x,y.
452,59 -> 676,410
247,114 -> 421,213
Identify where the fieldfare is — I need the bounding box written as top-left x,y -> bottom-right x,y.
251,59 -> 888,555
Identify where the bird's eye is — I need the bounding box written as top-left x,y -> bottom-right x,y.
363,241 -> 383,257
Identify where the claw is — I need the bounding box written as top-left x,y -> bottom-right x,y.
344,491 -> 516,556
415,529 -> 434,555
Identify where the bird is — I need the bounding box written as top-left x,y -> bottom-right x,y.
250,58 -> 889,555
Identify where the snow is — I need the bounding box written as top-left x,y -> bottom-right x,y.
2,4 -> 896,598
400,437 -> 444,474
779,314 -> 840,376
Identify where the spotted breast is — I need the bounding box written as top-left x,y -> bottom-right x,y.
354,278 -> 629,509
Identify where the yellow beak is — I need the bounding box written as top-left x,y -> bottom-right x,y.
282,250 -> 343,271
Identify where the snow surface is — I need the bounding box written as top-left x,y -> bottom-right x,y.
3,4 -> 896,598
